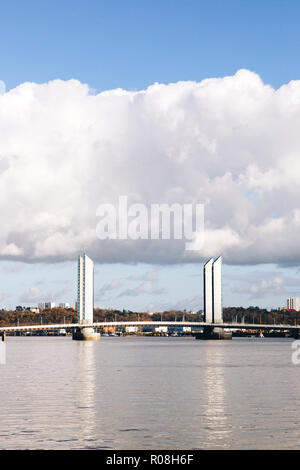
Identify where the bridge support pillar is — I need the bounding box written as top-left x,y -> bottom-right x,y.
195,325 -> 232,340
72,327 -> 100,341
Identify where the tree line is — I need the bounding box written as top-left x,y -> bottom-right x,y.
0,306 -> 298,327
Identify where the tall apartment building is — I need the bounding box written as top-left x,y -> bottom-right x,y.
287,297 -> 300,311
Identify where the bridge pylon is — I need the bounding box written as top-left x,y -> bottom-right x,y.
73,253 -> 100,341
197,257 -> 232,340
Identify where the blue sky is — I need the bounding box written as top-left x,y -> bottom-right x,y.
1,0 -> 300,311
1,0 -> 300,91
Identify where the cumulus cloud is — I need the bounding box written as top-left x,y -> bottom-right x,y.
19,285 -> 70,303
20,286 -> 54,303
126,270 -> 158,282
118,280 -> 164,298
234,277 -> 285,299
1,70 -> 300,265
95,279 -> 122,299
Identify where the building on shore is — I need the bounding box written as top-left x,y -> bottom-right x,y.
45,302 -> 56,309
28,307 -> 40,313
287,297 -> 300,311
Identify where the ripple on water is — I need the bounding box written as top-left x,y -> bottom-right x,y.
0,337 -> 299,449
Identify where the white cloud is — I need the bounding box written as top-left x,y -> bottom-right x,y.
20,286 -> 54,303
19,285 -> 70,304
118,280 -> 164,298
234,276 -> 285,299
1,70 -> 300,265
95,279 -> 122,299
126,270 -> 158,282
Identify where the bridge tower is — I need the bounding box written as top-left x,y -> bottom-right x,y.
72,253 -> 100,341
200,256 -> 231,340
212,256 -> 222,324
203,258 -> 213,323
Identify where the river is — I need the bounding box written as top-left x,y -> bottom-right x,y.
0,336 -> 299,449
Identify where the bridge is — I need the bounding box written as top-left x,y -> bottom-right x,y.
1,254 -> 298,342
1,320 -> 300,338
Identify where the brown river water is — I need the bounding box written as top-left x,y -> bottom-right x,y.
0,336 -> 299,449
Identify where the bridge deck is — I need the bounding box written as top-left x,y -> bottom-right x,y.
0,321 -> 300,333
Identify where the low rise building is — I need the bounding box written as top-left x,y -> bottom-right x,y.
154,326 -> 168,334
28,307 -> 40,313
125,326 -> 138,334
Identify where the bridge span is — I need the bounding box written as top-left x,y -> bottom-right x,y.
1,320 -> 300,334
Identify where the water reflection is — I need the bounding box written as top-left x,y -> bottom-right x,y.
200,346 -> 231,448
75,342 -> 97,443
2,337 -> 300,449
